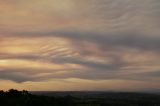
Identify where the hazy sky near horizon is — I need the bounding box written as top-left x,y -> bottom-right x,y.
0,0 -> 160,91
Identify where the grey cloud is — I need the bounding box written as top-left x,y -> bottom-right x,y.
0,0 -> 160,85
141,71 -> 160,77
0,60 -> 159,83
120,71 -> 160,82
0,68 -> 69,82
13,30 -> 160,52
1,0 -> 160,52
0,70 -> 33,83
0,53 -> 41,60
49,55 -> 126,71
1,30 -> 160,83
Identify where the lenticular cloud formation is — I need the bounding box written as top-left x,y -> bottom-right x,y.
0,0 -> 160,91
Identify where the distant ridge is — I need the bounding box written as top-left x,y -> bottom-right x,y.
30,91 -> 160,97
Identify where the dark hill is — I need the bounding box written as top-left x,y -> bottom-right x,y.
0,89 -> 160,106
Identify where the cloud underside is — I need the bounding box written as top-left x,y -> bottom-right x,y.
0,0 -> 160,90
0,33 -> 160,83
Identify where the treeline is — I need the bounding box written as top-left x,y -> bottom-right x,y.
0,89 -> 29,97
0,89 -> 77,106
0,89 -> 160,106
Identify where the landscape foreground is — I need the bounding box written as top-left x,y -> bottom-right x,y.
0,89 -> 160,106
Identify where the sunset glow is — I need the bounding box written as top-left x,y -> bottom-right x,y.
0,0 -> 160,91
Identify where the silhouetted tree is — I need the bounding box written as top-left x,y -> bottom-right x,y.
22,90 -> 29,95
7,89 -> 22,97
0,90 -> 5,96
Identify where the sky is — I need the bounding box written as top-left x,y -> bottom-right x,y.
0,0 -> 160,91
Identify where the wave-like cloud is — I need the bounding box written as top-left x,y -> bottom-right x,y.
0,0 -> 160,90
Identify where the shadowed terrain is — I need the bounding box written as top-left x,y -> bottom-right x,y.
0,89 -> 160,106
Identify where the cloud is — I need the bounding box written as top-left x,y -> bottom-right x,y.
0,31 -> 160,83
0,70 -> 34,83
12,30 -> 160,52
0,0 -> 160,90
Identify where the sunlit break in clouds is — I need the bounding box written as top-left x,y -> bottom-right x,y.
0,0 -> 160,91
